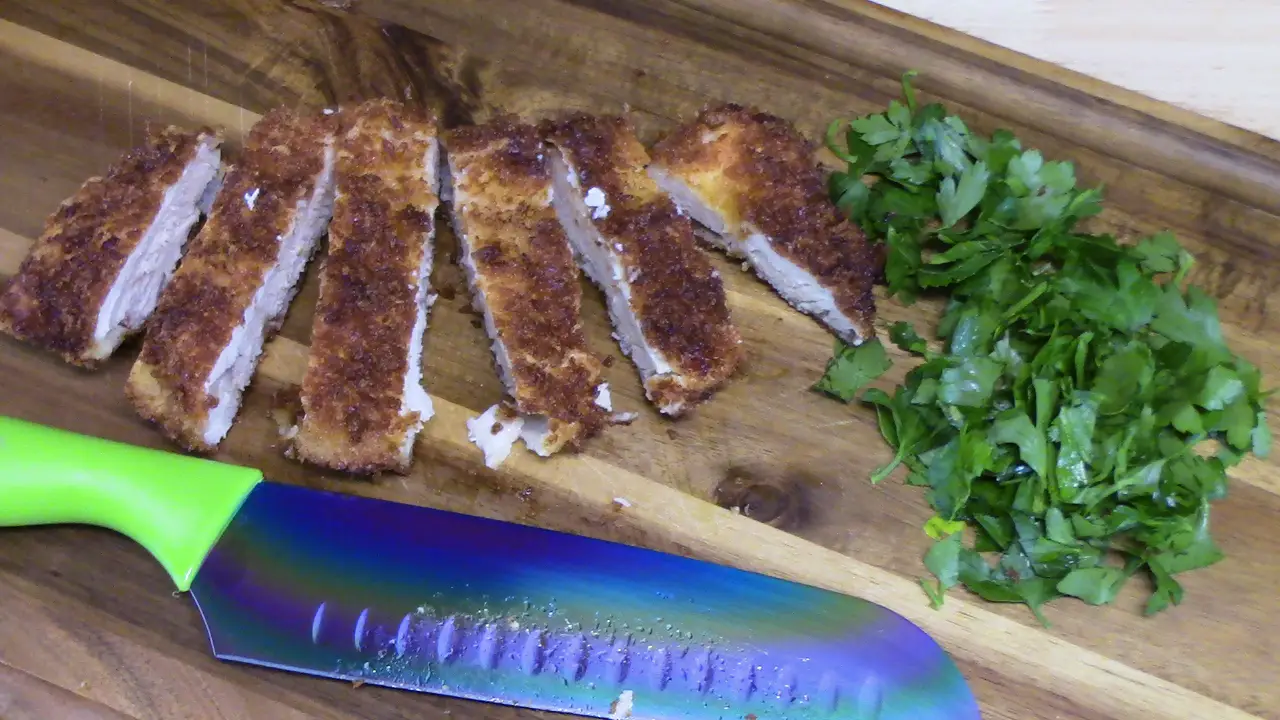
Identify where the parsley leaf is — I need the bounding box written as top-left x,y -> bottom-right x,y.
1133,231 -> 1194,281
890,321 -> 930,356
1152,285 -> 1230,362
989,411 -> 1050,479
922,533 -> 963,608
813,338 -> 891,402
1145,554 -> 1184,616
1057,566 -> 1130,605
1052,395 -> 1097,504
1197,366 -> 1245,411
850,113 -> 902,146
862,387 -> 945,484
924,514 -> 967,539
1254,411 -> 1273,458
821,71 -> 1273,621
937,161 -> 990,227
938,356 -> 1002,406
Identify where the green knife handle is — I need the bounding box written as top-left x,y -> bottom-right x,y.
0,415 -> 262,592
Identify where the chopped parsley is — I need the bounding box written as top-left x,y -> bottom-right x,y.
816,71 -> 1273,622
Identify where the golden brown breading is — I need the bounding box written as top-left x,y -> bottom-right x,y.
287,99 -> 441,474
443,116 -> 610,455
542,113 -> 743,414
649,103 -> 878,343
0,126 -> 219,367
127,107 -> 338,452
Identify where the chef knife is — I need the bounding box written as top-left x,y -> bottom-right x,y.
0,415 -> 980,719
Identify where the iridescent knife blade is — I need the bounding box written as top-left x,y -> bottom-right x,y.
0,416 -> 980,720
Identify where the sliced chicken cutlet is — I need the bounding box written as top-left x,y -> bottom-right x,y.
0,126 -> 223,367
648,104 -> 878,345
441,117 -> 612,468
127,108 -> 339,452
542,113 -> 743,416
285,99 -> 441,474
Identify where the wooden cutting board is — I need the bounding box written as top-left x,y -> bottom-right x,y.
0,2 -> 1277,719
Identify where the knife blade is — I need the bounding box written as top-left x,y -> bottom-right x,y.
0,415 -> 980,719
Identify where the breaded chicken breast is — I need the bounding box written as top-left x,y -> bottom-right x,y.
441,116 -> 612,468
127,108 -> 339,451
542,113 -> 743,416
648,104 -> 878,345
0,126 -> 222,366
285,99 -> 441,474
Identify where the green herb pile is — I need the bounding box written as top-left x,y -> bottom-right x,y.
815,72 -> 1273,622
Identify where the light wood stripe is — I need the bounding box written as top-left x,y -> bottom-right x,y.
0,19 -> 255,139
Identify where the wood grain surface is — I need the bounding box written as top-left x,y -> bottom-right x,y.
0,2 -> 1277,719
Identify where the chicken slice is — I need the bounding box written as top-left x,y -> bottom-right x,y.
648,104 -> 878,345
441,116 -> 611,466
127,108 -> 339,451
542,113 -> 743,416
0,126 -> 223,366
286,99 -> 441,474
